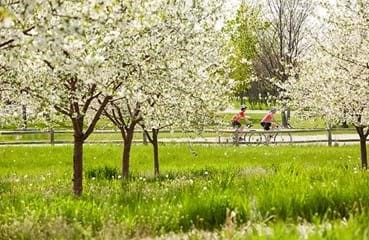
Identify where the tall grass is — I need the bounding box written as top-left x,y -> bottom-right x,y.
1,144 -> 368,239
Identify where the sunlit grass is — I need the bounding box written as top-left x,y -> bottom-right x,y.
1,144 -> 368,239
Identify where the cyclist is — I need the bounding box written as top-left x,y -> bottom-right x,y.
231,105 -> 250,140
260,107 -> 278,130
260,107 -> 279,143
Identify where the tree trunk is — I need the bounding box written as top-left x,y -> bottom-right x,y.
355,126 -> 368,169
73,136 -> 84,196
359,137 -> 367,170
281,111 -> 288,128
281,103 -> 289,128
22,105 -> 27,129
152,129 -> 160,176
122,128 -> 134,178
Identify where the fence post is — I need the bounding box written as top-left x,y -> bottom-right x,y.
50,128 -> 55,146
143,131 -> 148,145
327,125 -> 332,147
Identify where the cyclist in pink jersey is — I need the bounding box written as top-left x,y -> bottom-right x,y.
261,107 -> 278,130
231,105 -> 250,139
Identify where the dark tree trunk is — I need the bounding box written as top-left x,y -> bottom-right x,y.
355,126 -> 368,169
280,102 -> 290,128
287,108 -> 290,120
102,101 -> 141,180
73,135 -> 84,196
281,111 -> 288,128
121,128 -> 134,178
359,137 -> 367,170
22,105 -> 27,129
152,129 -> 160,176
52,83 -> 111,196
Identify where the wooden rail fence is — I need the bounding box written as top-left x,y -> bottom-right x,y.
0,127 -> 362,146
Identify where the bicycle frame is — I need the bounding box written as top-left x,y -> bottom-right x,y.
230,124 -> 292,145
246,128 -> 292,145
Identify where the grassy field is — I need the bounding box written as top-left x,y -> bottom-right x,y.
1,144 -> 369,239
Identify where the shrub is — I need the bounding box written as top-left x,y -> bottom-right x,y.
86,166 -> 119,180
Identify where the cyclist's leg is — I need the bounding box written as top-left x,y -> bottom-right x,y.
238,125 -> 245,140
264,130 -> 271,143
262,123 -> 272,143
271,122 -> 278,129
274,132 -> 292,144
261,122 -> 271,131
232,121 -> 242,141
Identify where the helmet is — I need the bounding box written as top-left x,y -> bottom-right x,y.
271,107 -> 277,113
240,105 -> 247,110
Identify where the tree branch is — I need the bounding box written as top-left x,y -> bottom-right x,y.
82,84 -> 99,114
54,104 -> 71,116
84,95 -> 112,140
43,60 -> 55,70
0,39 -> 15,49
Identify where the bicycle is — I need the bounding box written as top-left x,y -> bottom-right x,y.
231,123 -> 254,144
269,126 -> 292,144
247,125 -> 292,145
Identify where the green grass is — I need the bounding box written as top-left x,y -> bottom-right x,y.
1,144 -> 369,239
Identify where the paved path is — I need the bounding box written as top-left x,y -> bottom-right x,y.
0,130 -> 364,146
157,133 -> 363,146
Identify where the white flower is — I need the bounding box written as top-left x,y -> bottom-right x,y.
240,58 -> 251,65
2,17 -> 14,28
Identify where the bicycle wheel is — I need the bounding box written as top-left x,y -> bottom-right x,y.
230,132 -> 244,144
229,133 -> 237,144
242,131 -> 250,143
248,132 -> 262,145
273,132 -> 292,144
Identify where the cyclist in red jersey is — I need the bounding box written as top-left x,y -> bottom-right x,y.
231,105 -> 250,139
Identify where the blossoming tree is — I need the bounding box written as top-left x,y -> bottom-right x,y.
6,0 -> 129,196
102,0 -> 231,177
0,1 -> 38,122
283,0 -> 369,168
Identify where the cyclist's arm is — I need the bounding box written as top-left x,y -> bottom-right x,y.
271,116 -> 279,126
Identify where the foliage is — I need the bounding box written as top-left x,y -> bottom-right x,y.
283,0 -> 369,167
97,0 -> 232,177
1,0 -> 233,193
0,1 -> 39,123
254,0 -> 314,105
225,2 -> 262,99
284,0 -> 369,126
